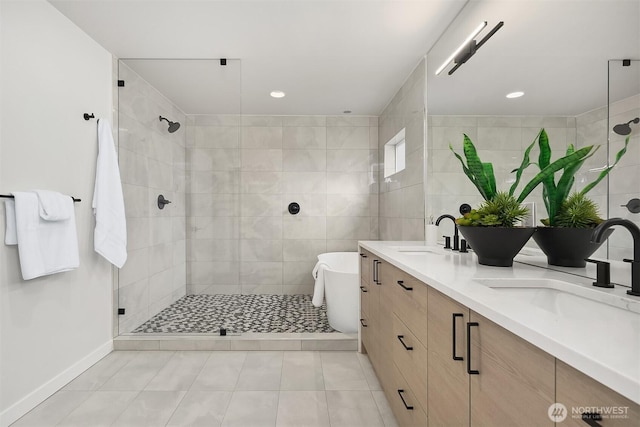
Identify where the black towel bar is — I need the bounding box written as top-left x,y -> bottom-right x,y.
0,194 -> 81,202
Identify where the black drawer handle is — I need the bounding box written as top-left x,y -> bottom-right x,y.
467,322 -> 479,375
397,335 -> 413,351
373,260 -> 379,284
360,253 -> 367,258
582,412 -> 603,427
397,389 -> 414,410
360,286 -> 368,293
360,319 -> 368,327
397,280 -> 413,291
452,313 -> 464,361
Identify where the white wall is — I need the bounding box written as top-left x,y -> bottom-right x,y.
0,1 -> 114,425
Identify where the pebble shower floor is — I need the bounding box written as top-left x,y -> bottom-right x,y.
133,294 -> 337,333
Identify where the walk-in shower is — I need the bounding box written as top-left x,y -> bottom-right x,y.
115,58 -> 370,342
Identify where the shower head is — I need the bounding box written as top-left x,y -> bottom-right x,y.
612,117 -> 639,136
159,116 -> 181,133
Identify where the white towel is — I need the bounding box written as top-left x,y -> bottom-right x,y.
311,261 -> 330,307
4,199 -> 17,245
12,191 -> 79,280
34,190 -> 73,221
93,119 -> 127,268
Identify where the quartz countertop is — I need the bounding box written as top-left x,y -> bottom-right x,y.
358,240 -> 640,404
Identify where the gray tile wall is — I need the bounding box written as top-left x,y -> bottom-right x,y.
378,59 -> 426,241
186,115 -> 379,295
116,63 -> 187,333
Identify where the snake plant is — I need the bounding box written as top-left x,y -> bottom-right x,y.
449,129 -> 631,227
526,129 -> 631,226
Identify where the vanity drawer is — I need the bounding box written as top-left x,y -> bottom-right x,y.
385,361 -> 428,427
392,313 -> 428,408
360,249 -> 373,285
360,312 -> 374,357
388,266 -> 429,347
360,279 -> 370,318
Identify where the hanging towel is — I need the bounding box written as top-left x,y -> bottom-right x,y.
34,190 -> 73,221
93,119 -> 127,268
311,261 -> 330,307
12,191 -> 79,280
4,199 -> 17,245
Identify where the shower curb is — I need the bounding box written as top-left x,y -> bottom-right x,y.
113,332 -> 358,351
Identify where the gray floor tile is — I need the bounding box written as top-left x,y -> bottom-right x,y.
190,352 -> 247,391
372,390 -> 399,427
236,352 -> 283,391
325,390 -> 385,427
56,391 -> 138,427
111,391 -> 186,426
145,351 -> 210,391
276,391 -> 330,427
280,351 -> 325,390
100,351 -> 174,391
63,352 -> 137,391
166,390 -> 232,427
11,391 -> 91,427
221,391 -> 279,427
320,351 -> 369,390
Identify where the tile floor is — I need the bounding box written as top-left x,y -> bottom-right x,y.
133,295 -> 335,334
11,351 -> 397,427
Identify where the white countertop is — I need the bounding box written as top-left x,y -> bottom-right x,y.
358,240 -> 640,405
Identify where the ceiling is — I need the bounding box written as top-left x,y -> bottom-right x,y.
49,0 -> 467,115
426,0 -> 640,116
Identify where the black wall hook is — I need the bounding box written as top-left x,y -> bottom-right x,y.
83,113 -> 95,121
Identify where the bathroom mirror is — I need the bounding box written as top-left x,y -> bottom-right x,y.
425,0 -> 640,263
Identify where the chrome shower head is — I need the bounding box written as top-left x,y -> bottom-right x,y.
613,117 -> 639,136
159,115 -> 181,133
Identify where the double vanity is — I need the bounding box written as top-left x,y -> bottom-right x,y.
358,241 -> 640,426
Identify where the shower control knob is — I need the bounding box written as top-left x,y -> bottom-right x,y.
157,194 -> 172,210
288,202 -> 300,215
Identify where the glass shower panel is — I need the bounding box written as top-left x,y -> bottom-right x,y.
116,58 -> 241,334
607,59 -> 640,261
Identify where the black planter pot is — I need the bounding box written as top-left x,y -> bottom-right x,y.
458,226 -> 536,267
532,227 -> 613,268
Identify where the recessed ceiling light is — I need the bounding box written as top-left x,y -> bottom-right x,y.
270,90 -> 285,98
506,91 -> 525,99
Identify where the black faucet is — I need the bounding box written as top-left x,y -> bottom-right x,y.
436,214 -> 459,251
592,218 -> 640,297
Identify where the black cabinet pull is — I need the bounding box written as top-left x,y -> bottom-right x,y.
582,412 -> 603,427
452,313 -> 464,361
373,260 -> 381,285
467,322 -> 479,375
397,335 -> 413,351
397,389 -> 414,410
397,280 -> 413,291
360,286 -> 368,293
360,253 -> 367,258
360,319 -> 368,327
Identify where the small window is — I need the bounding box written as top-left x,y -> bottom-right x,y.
384,128 -> 406,178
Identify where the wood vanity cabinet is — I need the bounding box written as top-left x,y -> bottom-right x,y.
556,360 -> 640,426
359,249 -> 639,427
427,287 -> 555,426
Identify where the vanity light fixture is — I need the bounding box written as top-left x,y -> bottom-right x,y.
506,91 -> 524,99
270,90 -> 286,98
435,21 -> 504,76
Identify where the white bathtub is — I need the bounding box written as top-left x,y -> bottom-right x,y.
314,252 -> 359,333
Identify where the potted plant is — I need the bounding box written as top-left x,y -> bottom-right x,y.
523,129 -> 631,267
449,135 -> 537,267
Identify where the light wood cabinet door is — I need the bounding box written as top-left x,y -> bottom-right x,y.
360,249 -> 372,285
427,287 -> 470,427
469,311 -> 555,427
556,360 -> 640,427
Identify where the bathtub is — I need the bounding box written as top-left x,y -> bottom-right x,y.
313,252 -> 360,333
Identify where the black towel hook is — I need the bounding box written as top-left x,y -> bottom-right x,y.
83,113 -> 95,121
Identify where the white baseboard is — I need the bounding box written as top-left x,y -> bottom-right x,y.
0,340 -> 113,427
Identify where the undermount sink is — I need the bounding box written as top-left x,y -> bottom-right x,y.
389,246 -> 441,255
474,278 -> 640,323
